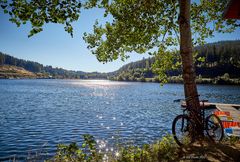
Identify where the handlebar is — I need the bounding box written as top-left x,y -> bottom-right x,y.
173,99 -> 183,102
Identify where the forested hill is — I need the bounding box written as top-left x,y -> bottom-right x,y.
111,40 -> 240,84
1,40 -> 240,84
0,52 -> 108,79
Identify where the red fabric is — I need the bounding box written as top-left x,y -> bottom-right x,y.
222,121 -> 240,128
214,111 -> 230,116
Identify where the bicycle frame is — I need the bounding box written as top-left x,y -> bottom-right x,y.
173,95 -> 224,145
182,99 -> 207,132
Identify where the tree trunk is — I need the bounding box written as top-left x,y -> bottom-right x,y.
178,0 -> 203,136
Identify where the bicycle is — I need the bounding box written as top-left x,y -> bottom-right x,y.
172,95 -> 224,146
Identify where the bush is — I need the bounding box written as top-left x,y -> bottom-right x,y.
47,135 -> 102,162
48,134 -> 179,162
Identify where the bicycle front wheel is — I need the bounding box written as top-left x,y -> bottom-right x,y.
172,115 -> 194,146
206,114 -> 224,142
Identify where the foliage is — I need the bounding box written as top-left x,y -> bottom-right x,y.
48,134 -> 103,162
0,0 -> 81,37
152,48 -> 181,83
111,40 -> 240,83
1,0 -> 239,81
195,40 -> 240,69
49,134 -> 179,162
82,0 -> 239,79
83,0 -> 238,59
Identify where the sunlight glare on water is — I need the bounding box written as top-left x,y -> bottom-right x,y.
70,79 -> 130,88
0,79 -> 240,160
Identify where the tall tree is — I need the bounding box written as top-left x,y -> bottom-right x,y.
1,0 -> 239,135
179,0 -> 202,135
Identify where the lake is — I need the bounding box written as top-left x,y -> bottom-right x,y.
0,79 -> 240,160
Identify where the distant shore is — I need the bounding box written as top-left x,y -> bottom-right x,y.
1,64 -> 239,85
109,75 -> 240,85
1,76 -> 240,85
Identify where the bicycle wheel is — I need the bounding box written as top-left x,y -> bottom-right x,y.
206,114 -> 224,142
172,115 -> 194,146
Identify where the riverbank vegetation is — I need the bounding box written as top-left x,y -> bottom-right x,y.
47,134 -> 240,162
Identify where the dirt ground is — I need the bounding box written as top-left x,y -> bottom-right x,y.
178,140 -> 240,162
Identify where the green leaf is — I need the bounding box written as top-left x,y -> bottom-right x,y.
1,5 -> 7,9
197,56 -> 205,62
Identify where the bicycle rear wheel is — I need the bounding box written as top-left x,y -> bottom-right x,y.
172,115 -> 194,146
206,114 -> 224,142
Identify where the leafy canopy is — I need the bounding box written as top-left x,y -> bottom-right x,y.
1,0 -> 239,82
0,0 -> 81,37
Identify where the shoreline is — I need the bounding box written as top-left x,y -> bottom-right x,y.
1,77 -> 240,86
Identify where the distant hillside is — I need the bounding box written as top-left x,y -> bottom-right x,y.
0,52 -> 108,79
1,40 -> 240,84
0,65 -> 38,79
111,40 -> 240,84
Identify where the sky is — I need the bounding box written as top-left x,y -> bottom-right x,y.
0,7 -> 240,73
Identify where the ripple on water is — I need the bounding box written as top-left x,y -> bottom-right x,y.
0,79 -> 240,160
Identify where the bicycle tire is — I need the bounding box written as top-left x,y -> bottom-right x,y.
172,115 -> 194,146
206,114 -> 224,142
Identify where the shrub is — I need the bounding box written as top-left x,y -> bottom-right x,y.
47,134 -> 102,162
48,134 -> 181,162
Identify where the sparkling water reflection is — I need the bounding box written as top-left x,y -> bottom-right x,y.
0,79 -> 240,160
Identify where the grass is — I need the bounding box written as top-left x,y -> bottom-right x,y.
0,65 -> 37,78
0,65 -> 50,79
47,135 -> 240,162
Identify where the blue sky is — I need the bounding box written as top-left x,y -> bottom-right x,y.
0,8 -> 239,72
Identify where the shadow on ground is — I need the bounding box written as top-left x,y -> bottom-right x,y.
178,141 -> 240,162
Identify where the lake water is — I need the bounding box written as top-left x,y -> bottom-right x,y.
0,79 -> 240,160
